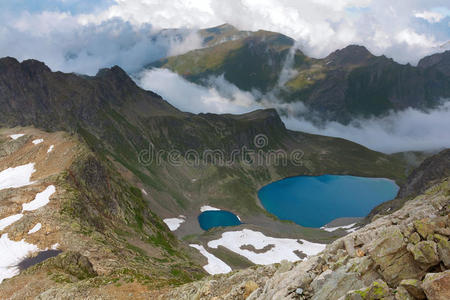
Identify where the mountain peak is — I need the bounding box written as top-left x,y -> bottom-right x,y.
204,23 -> 238,34
418,50 -> 450,76
199,23 -> 247,47
0,56 -> 20,66
95,65 -> 138,89
0,57 -> 51,74
21,59 -> 52,73
326,45 -> 374,67
95,65 -> 128,79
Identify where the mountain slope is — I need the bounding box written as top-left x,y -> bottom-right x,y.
150,26 -> 294,92
0,128 -> 204,298
0,57 -> 412,296
0,57 -> 407,222
150,25 -> 450,123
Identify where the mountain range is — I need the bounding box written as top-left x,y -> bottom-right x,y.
150,24 -> 450,123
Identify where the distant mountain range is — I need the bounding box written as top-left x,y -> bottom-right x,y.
149,24 -> 450,124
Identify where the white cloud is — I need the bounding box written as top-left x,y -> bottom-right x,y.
136,68 -> 262,114
283,102 -> 450,153
89,0 -> 449,64
414,10 -> 445,23
0,11 -> 202,75
1,1 -> 448,73
396,29 -> 438,48
1,1 -> 449,155
136,68 -> 450,154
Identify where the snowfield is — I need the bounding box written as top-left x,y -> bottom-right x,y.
189,244 -> 232,275
9,134 -> 24,140
28,223 -> 42,234
32,139 -> 44,145
0,184 -> 56,281
0,234 -> 39,283
321,223 -> 357,233
208,229 -> 326,265
0,163 -> 36,191
22,185 -> 56,211
200,205 -> 220,212
163,216 -> 185,231
0,139 -> 61,283
0,214 -> 24,231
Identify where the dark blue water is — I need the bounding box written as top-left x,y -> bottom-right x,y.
198,210 -> 242,230
258,175 -> 399,228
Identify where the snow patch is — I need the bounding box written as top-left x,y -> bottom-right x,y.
9,134 -> 24,140
47,145 -> 54,153
208,229 -> 326,265
0,214 -> 24,231
51,243 -> 60,250
28,223 -> 42,234
22,185 -> 56,211
200,205 -> 220,212
189,244 -> 232,275
0,233 -> 39,283
163,217 -> 185,231
346,226 -> 360,233
0,163 -> 36,191
321,223 -> 357,233
32,139 -> 44,145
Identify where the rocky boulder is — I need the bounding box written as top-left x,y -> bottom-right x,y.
422,270 -> 450,300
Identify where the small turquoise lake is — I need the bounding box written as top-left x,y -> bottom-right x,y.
198,210 -> 242,231
258,175 -> 399,228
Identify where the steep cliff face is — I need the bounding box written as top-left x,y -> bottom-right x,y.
399,149 -> 450,198
160,151 -> 450,300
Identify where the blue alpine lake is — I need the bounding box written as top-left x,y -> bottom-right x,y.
258,175 -> 399,228
198,210 -> 242,230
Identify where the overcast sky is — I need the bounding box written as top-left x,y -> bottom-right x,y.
0,0 -> 449,74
